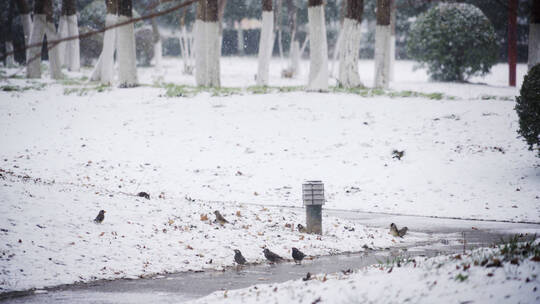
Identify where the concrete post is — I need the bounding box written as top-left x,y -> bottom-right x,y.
302,180 -> 324,234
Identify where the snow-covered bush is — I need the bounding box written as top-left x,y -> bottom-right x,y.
406,3 -> 498,82
515,63 -> 540,157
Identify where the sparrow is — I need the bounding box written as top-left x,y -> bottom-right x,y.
94,210 -> 106,223
292,247 -> 306,264
390,223 -> 408,238
214,210 -> 229,224
137,192 -> 150,199
297,223 -> 307,233
234,249 -> 247,265
392,150 -> 405,160
263,248 -> 283,263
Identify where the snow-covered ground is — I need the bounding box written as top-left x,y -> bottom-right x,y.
0,58 -> 538,293
191,241 -> 540,304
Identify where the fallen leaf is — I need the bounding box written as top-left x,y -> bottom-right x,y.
200,214 -> 208,221
99,232 -> 105,237
236,211 -> 242,217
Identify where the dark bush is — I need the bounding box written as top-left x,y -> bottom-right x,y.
135,28 -> 154,66
515,64 -> 540,157
407,3 -> 498,82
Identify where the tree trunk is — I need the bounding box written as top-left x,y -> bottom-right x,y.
205,0 -> 220,87
16,0 -> 32,61
374,0 -> 391,88
237,21 -> 244,55
338,0 -> 363,88
4,0 -> 16,67
151,15 -> 162,67
117,0 -> 137,87
529,0 -> 540,70
195,0 -> 207,85
27,0 -> 62,79
307,0 -> 328,91
63,0 -> 80,71
286,0 -> 299,77
91,0 -> 118,84
389,0 -> 396,81
257,0 -> 274,86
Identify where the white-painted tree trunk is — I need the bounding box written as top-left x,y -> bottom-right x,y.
205,21 -> 220,87
374,24 -> 391,88
27,14 -> 46,78
237,27 -> 244,55
195,19 -> 207,86
528,23 -> 540,70
58,16 -> 69,67
153,39 -> 162,67
91,13 -> 117,84
45,21 -> 63,79
5,42 -> 16,67
21,14 -> 32,45
67,14 -> 80,71
330,28 -> 344,78
21,13 -> 32,60
338,18 -> 362,87
307,5 -> 329,91
116,15 -> 138,87
389,34 -> 395,81
289,40 -> 300,76
257,11 -> 274,86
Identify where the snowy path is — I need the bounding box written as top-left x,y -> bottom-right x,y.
2,215 -> 538,304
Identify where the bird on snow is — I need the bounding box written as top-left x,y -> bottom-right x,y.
214,210 -> 229,225
390,223 -> 408,238
263,248 -> 283,263
94,210 -> 106,223
292,247 -> 306,264
297,223 -> 307,233
234,249 -> 247,265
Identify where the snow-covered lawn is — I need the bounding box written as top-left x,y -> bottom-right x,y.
191,240 -> 540,304
0,58 -> 538,293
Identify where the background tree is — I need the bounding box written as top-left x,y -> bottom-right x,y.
374,0 -> 391,88
307,0 -> 328,91
2,1 -> 16,67
257,0 -> 274,86
62,0 -> 81,71
338,0 -> 363,88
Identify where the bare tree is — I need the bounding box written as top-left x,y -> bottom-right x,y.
529,0 -> 540,70
257,0 -> 274,86
15,0 -> 33,53
338,0 -> 364,88
374,0 -> 391,88
307,0 -> 328,91
27,0 -> 62,79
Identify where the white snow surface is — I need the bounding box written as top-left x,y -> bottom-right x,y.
190,245 -> 540,304
0,58 -> 538,292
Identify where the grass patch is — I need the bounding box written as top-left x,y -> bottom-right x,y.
1,82 -> 46,92
63,84 -> 111,96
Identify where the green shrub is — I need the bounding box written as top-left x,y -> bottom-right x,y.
515,64 -> 540,157
407,3 -> 498,82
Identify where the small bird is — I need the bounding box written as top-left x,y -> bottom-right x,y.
137,192 -> 150,200
390,223 -> 408,238
292,247 -> 306,264
263,248 -> 283,263
234,249 -> 247,265
94,210 -> 106,223
297,223 -> 307,233
214,210 -> 229,224
392,150 -> 405,160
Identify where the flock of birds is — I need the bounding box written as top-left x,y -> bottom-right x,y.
93,208 -> 408,267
